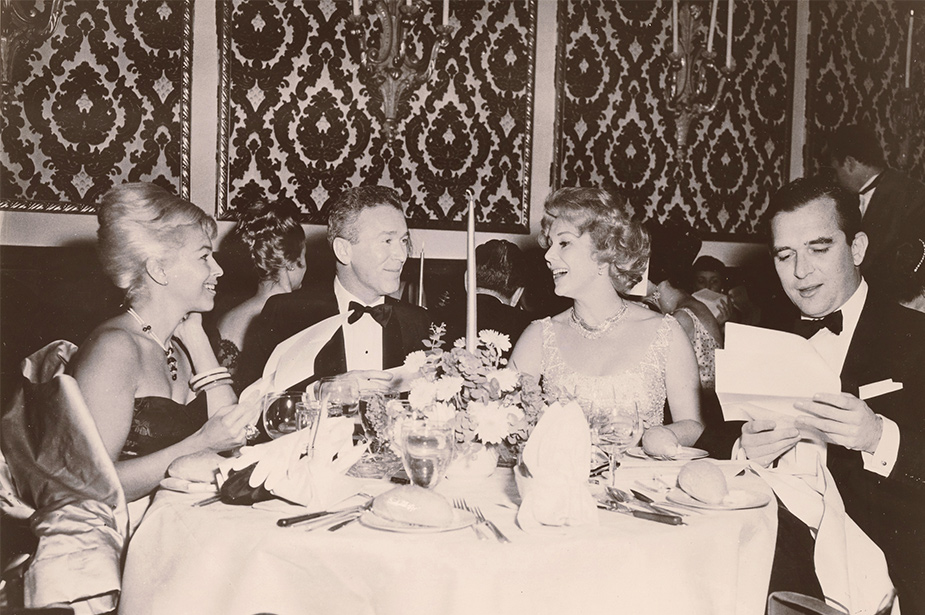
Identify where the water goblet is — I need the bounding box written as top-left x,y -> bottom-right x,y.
589,401 -> 641,486
358,390 -> 401,453
318,376 -> 360,418
399,417 -> 454,490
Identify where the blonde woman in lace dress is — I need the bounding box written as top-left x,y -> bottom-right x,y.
511,188 -> 703,449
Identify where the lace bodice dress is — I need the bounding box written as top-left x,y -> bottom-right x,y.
539,315 -> 676,429
675,307 -> 718,390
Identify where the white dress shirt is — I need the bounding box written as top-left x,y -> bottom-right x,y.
804,279 -> 899,476
334,278 -> 384,372
857,173 -> 880,218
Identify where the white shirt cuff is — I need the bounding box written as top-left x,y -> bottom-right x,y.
862,415 -> 899,477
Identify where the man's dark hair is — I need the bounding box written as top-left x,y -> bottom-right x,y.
326,186 -> 404,246
476,240 -> 526,298
827,124 -> 886,168
766,175 -> 862,244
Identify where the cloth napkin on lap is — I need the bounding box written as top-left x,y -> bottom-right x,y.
516,401 -> 598,531
221,416 -> 366,510
746,442 -> 897,615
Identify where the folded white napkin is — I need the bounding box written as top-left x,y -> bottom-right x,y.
747,442 -> 897,615
692,288 -> 729,321
222,415 -> 367,510
516,401 -> 598,531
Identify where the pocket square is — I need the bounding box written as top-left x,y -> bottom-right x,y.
858,379 -> 902,400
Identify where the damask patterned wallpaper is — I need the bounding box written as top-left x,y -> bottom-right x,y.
553,0 -> 795,238
0,0 -> 193,213
806,0 -> 924,181
217,0 -> 536,233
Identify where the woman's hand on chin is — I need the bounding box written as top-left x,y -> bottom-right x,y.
173,312 -> 206,344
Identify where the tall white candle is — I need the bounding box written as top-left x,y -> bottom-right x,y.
725,0 -> 733,69
672,0 -> 679,54
907,10 -> 914,89
707,0 -> 718,52
353,0 -> 359,16
443,0 -> 449,26
417,243 -> 425,307
466,192 -> 477,353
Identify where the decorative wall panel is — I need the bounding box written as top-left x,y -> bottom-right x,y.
217,0 -> 536,233
806,0 -> 924,180
0,0 -> 193,213
553,0 -> 795,238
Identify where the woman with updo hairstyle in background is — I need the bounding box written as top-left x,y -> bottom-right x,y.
511,187 -> 703,451
887,236 -> 925,313
216,200 -> 306,382
70,183 -> 260,514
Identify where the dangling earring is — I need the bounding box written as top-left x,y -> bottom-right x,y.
598,267 -> 606,276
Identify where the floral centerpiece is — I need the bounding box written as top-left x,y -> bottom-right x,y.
401,324 -> 546,475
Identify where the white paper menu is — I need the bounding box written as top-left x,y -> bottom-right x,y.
715,323 -> 841,426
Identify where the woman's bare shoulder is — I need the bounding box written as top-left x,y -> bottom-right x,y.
75,319 -> 141,368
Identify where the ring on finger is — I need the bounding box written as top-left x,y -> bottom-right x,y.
244,424 -> 259,441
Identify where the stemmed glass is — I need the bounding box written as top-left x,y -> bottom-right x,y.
399,417 -> 454,489
589,400 -> 641,486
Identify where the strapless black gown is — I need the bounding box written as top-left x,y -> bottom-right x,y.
119,394 -> 208,460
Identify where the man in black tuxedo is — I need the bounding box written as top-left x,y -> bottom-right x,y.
740,176 -> 925,612
434,240 -> 531,352
236,186 -> 431,392
828,124 -> 925,290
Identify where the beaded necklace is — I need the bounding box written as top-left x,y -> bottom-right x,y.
126,307 -> 178,381
568,303 -> 629,340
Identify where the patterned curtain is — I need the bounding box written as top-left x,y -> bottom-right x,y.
217,0 -> 536,233
553,0 -> 795,238
0,0 -> 192,213
806,0 -> 924,180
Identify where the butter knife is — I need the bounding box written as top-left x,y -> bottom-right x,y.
278,503 -> 366,527
597,503 -> 683,526
327,514 -> 362,532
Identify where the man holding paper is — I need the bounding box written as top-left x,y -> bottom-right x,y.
236,186 -> 431,394
739,176 -> 925,611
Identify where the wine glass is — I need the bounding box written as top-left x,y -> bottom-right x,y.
359,390 -> 401,453
318,376 -> 360,418
262,392 -> 318,440
589,400 -> 641,486
399,417 -> 454,489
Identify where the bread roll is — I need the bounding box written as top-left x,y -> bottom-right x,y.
372,485 -> 454,527
677,459 -> 728,505
642,426 -> 681,458
167,451 -> 224,484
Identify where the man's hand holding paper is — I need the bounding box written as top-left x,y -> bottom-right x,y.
794,392 -> 883,454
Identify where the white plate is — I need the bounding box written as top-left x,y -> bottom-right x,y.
359,509 -> 476,534
666,489 -> 771,511
626,446 -> 709,461
159,477 -> 219,494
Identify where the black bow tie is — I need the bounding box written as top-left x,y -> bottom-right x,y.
858,175 -> 880,196
347,301 -> 392,326
794,310 -> 843,339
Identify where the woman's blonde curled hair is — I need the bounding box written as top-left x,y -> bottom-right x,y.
540,187 -> 649,294
97,182 -> 217,305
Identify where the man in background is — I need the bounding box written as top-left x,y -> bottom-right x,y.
434,239 -> 531,353
828,124 -> 925,289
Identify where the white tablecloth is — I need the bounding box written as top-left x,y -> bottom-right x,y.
120,462 -> 776,615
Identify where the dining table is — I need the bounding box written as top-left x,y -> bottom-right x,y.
119,457 -> 777,615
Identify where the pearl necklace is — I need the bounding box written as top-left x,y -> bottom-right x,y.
568,303 -> 629,339
127,308 -> 178,381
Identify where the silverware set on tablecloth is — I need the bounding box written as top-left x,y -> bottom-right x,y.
275,493 -> 374,531
453,498 -> 510,543
597,486 -> 692,525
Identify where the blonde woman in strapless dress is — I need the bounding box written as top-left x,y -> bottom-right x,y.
511,188 -> 703,449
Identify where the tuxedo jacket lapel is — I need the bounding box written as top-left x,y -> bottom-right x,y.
382,297 -> 405,370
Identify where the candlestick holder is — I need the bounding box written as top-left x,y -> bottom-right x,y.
0,0 -> 64,117
894,87 -> 921,171
346,0 -> 453,143
663,1 -> 736,162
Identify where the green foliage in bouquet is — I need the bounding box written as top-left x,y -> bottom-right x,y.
404,324 -> 545,449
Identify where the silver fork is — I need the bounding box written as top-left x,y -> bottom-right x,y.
470,504 -> 511,543
454,498 -> 486,540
